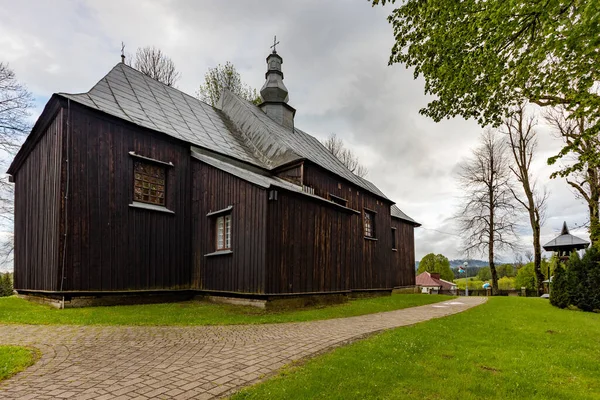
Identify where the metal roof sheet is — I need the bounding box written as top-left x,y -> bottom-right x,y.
190,148 -> 301,192
391,204 -> 420,226
55,63 -> 418,216
542,233 -> 590,250
59,63 -> 261,167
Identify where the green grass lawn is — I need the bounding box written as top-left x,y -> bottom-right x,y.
0,294 -> 448,326
233,297 -> 600,400
0,346 -> 39,382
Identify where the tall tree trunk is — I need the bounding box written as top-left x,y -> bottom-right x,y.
532,215 -> 544,294
504,107 -> 546,295
489,181 -> 499,294
588,166 -> 600,247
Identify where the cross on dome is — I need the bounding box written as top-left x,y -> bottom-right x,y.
270,35 -> 280,53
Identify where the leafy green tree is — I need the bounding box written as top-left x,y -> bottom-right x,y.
498,276 -> 515,290
477,267 -> 491,281
550,264 -> 569,309
372,0 -> 599,147
417,253 -> 454,282
497,264 -> 515,278
197,62 -> 261,107
373,0 -> 600,244
515,262 -> 537,291
567,247 -> 600,312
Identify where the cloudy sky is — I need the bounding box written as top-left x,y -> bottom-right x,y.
0,0 -> 591,264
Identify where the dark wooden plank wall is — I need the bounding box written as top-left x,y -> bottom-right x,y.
265,191 -> 352,294
391,218 -> 416,287
64,104 -> 191,291
265,162 -> 410,293
275,163 -> 303,186
304,163 -> 396,290
13,109 -> 63,291
191,160 -> 267,293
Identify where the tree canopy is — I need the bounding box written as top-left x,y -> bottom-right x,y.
197,62 -> 261,107
373,0 -> 600,176
417,253 -> 454,282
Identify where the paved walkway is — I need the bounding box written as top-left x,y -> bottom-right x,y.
0,297 -> 485,399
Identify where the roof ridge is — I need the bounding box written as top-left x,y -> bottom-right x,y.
218,89 -> 301,168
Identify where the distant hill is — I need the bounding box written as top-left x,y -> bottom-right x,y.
449,259 -> 489,268
415,259 -> 488,270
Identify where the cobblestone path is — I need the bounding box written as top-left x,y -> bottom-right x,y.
0,297 -> 486,399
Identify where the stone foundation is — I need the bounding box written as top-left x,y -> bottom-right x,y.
17,291 -> 195,309
17,288 -> 398,309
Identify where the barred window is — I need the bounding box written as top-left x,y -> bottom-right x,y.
216,214 -> 232,250
134,161 -> 166,206
364,210 -> 375,238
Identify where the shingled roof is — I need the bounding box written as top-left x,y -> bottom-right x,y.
391,204 -> 420,226
543,222 -> 589,251
15,61 -> 419,225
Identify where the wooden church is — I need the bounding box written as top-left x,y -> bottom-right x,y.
8,47 -> 419,307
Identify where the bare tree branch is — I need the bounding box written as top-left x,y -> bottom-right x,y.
321,134 -> 369,178
502,104 -> 547,294
0,62 -> 32,269
455,129 -> 520,293
129,46 -> 181,87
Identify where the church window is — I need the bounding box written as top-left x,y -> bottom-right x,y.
133,161 -> 166,206
364,210 -> 376,238
391,227 -> 397,250
216,214 -> 232,250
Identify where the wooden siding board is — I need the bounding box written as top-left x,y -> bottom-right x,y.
13,108 -> 63,291
264,163 -> 416,294
63,104 -> 191,291
191,160 -> 267,293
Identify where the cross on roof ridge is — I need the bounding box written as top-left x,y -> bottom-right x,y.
270,35 -> 280,53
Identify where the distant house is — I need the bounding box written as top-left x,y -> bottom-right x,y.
416,272 -> 456,294
8,48 -> 420,307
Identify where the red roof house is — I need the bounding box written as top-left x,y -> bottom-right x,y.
416,272 -> 457,294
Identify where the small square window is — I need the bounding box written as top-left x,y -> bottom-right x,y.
216,214 -> 232,250
133,161 -> 166,206
364,210 -> 376,238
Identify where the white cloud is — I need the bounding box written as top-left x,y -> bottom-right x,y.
0,0 -> 591,264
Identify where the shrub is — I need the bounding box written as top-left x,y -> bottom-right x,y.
553,247 -> 600,312
498,276 -> 515,290
477,267 -> 491,281
0,273 -> 13,297
550,264 -> 569,309
515,262 -> 536,291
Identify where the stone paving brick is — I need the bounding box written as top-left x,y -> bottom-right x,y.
0,297 -> 484,399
